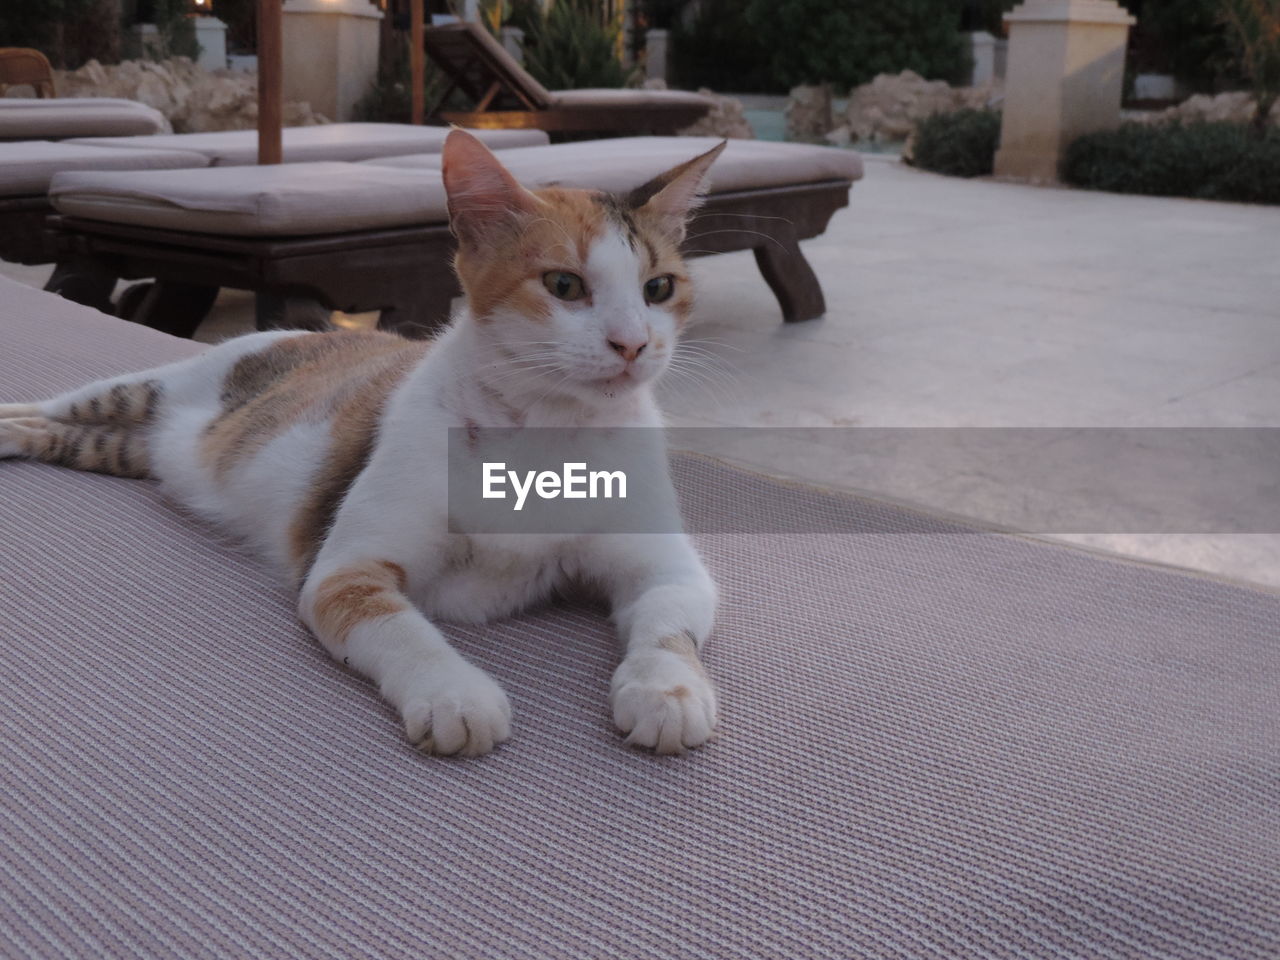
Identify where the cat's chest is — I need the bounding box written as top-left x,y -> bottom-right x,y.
410,533 -> 575,623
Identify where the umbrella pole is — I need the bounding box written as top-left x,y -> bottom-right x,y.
258,0 -> 284,164
410,0 -> 425,125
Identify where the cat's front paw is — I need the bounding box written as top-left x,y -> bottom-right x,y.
610,644 -> 717,755
398,658 -> 512,758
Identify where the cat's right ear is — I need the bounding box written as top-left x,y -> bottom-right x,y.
441,129 -> 541,247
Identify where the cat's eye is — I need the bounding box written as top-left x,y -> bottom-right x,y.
644,275 -> 675,304
543,271 -> 585,301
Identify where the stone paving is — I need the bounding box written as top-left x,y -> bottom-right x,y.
5,155 -> 1278,586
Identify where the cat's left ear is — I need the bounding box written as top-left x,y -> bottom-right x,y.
627,141 -> 727,241
442,128 -> 541,247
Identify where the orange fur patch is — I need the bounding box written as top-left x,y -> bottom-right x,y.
202,332 -> 426,481
313,560 -> 409,645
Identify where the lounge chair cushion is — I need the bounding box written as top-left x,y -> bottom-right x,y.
49,139 -> 862,237
1,274 -> 1277,958
364,136 -> 865,194
65,122 -> 549,166
0,140 -> 209,197
0,97 -> 169,139
549,88 -> 715,110
50,161 -> 443,236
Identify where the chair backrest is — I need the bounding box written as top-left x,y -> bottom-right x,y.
0,48 -> 57,99
423,22 -> 554,111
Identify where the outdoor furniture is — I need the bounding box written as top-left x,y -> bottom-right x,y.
2,272 -> 1277,959
0,47 -> 56,98
0,97 -> 169,141
66,121 -> 549,166
44,137 -> 861,335
424,21 -> 712,134
0,140 -> 210,308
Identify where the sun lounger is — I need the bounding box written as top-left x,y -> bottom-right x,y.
424,21 -> 712,134
0,140 -> 210,309
0,124 -> 549,313
3,272 -> 1277,959
43,137 -> 861,335
66,121 -> 549,166
0,96 -> 169,140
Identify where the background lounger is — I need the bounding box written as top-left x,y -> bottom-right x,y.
45,138 -> 861,334
66,122 -> 549,166
0,97 -> 169,141
2,273 -> 1278,960
0,141 -> 209,308
424,22 -> 712,134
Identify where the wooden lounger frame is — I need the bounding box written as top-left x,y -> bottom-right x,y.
44,179 -> 852,338
424,22 -> 709,135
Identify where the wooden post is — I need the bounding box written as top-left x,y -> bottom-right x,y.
258,0 -> 284,164
410,0 -> 425,125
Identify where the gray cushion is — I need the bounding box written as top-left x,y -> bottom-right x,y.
0,97 -> 169,139
66,122 -> 549,166
0,141 -> 209,197
0,274 -> 1276,959
550,88 -> 714,109
50,162 -> 444,235
365,136 -> 866,194
50,137 -> 864,236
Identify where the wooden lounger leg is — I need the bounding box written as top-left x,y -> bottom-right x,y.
43,259 -> 117,314
118,280 -> 220,338
752,237 -> 826,323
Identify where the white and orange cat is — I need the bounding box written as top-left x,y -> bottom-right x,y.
0,130 -> 725,757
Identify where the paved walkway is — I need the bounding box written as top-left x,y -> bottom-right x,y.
5,156 -> 1278,585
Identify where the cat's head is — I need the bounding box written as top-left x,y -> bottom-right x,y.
442,129 -> 725,403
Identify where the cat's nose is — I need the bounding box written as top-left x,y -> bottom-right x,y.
607,337 -> 648,363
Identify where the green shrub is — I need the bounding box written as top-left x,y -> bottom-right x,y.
1134,0 -> 1241,94
670,0 -> 777,93
353,35 -> 452,124
744,0 -> 972,91
1063,122 -> 1280,204
517,0 -> 630,91
911,108 -> 1002,177
0,0 -> 112,68
128,0 -> 199,62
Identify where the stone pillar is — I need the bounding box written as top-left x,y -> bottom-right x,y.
282,0 -> 382,123
970,34 -> 1010,87
645,29 -> 669,84
994,0 -> 1135,183
191,16 -> 228,72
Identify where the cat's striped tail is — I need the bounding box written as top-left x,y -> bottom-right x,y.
0,379 -> 162,479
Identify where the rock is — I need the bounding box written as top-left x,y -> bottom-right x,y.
785,84 -> 834,143
1135,90 -> 1279,128
52,57 -> 328,133
824,125 -> 852,147
841,70 -> 998,144
678,87 -> 754,139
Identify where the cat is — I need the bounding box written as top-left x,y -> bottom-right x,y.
0,129 -> 726,758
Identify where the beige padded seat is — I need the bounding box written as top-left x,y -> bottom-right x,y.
0,97 -> 169,139
49,138 -> 864,238
0,141 -> 209,197
550,89 -> 713,109
363,136 -> 866,195
50,162 -> 444,236
66,122 -> 549,166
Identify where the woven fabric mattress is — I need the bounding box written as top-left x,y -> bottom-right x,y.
0,277 -> 1276,959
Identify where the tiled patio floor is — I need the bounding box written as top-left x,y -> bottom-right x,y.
5,155 -> 1278,586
